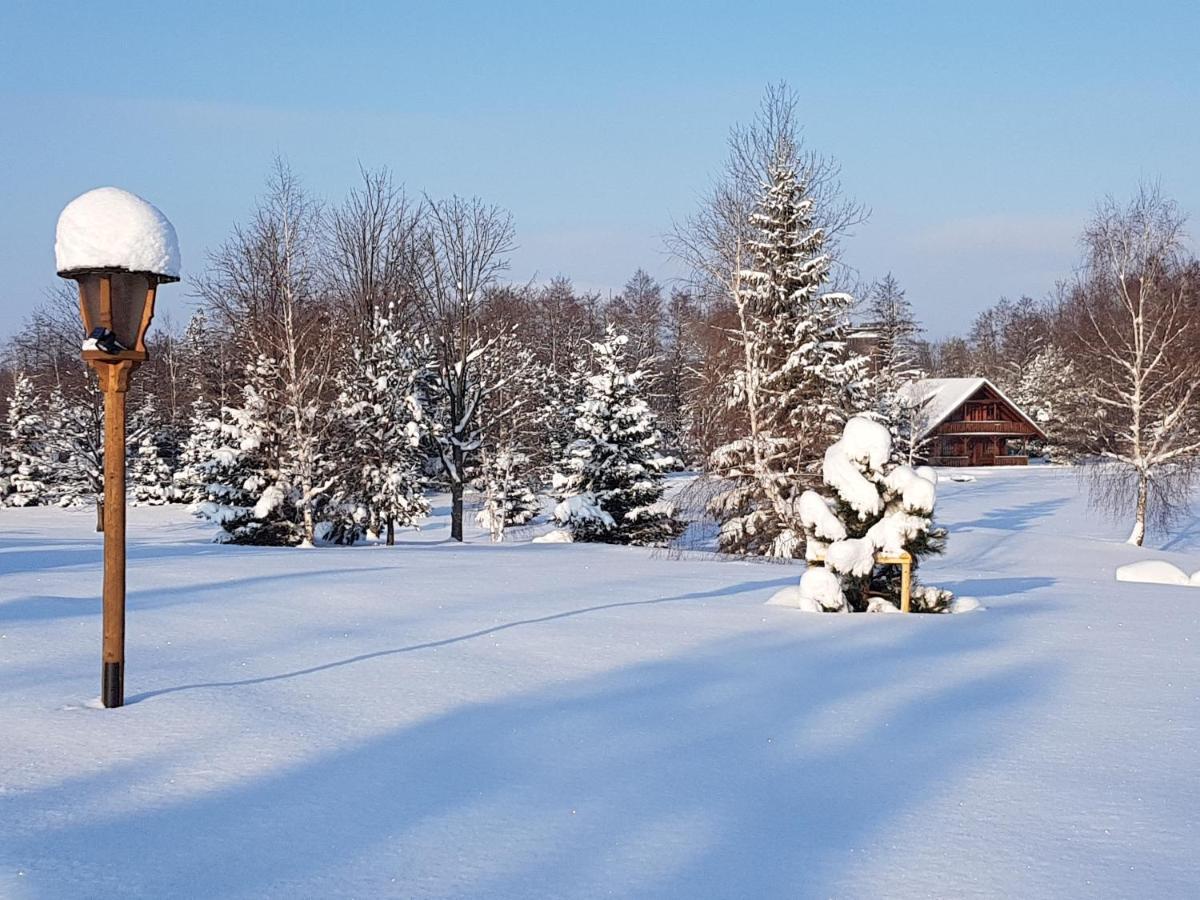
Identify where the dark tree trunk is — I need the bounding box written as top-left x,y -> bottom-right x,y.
451,476 -> 464,542
386,517 -> 395,546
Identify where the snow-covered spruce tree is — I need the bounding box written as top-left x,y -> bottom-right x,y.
128,393 -> 183,506
45,373 -> 104,507
708,155 -> 868,557
174,397 -> 222,504
332,303 -> 431,545
191,356 -> 304,545
553,327 -> 678,544
1,373 -> 54,507
792,416 -> 951,613
1013,344 -> 1095,463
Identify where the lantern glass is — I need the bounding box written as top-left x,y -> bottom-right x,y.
78,272 -> 154,351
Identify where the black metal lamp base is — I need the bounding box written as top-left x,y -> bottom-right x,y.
102,661 -> 124,708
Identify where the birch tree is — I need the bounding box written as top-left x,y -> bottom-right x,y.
1073,186 -> 1200,545
197,160 -> 335,545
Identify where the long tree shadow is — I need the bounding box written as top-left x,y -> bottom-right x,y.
2,620 -> 1057,898
953,497 -> 1069,532
0,565 -> 404,625
125,577 -> 798,704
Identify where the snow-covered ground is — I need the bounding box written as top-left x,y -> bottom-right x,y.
1,467 -> 1197,898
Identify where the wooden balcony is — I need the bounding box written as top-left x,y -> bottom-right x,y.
936,420 -> 1036,436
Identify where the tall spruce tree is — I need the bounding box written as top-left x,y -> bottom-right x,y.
553,327 -> 677,544
708,156 -> 868,557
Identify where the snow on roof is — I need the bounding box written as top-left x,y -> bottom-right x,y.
55,187 -> 180,280
898,377 -> 1046,439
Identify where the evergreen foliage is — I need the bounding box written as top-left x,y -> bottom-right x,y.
708,156 -> 868,557
553,327 -> 678,544
797,416 -> 951,613
331,304 -> 431,544
1,373 -> 53,507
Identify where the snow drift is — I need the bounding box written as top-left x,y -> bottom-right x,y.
1114,559 -> 1200,588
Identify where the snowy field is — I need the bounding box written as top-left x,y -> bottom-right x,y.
2,467 -> 1198,899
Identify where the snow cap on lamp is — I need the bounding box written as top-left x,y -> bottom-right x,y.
55,187 -> 180,282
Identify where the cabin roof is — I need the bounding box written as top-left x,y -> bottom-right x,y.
898,377 -> 1047,440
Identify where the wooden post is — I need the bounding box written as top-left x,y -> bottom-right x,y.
93,359 -> 136,708
809,549 -> 914,612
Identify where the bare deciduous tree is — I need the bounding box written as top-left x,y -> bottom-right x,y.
326,166 -> 423,347
1073,185 -> 1199,545
415,195 -> 517,541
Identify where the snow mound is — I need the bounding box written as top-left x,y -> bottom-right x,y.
532,529 -> 573,544
950,596 -> 984,613
949,473 -> 976,483
767,568 -> 848,613
55,187 -> 180,278
866,597 -> 902,614
1115,560 -> 1192,587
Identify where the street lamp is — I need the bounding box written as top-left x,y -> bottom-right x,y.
56,187 -> 180,709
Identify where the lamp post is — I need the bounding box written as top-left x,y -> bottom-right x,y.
56,187 -> 180,709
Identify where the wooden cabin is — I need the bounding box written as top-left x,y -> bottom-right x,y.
900,378 -> 1046,466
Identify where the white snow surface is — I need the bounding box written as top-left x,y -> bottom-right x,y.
2,467 -> 1200,898
1114,559 -> 1194,587
55,187 -> 180,278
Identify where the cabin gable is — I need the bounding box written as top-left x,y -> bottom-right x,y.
906,377 -> 1048,467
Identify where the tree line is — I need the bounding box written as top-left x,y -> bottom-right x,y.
2,85 -> 1196,549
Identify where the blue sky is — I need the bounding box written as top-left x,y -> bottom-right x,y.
2,1 -> 1197,338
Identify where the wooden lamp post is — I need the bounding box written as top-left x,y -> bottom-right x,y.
56,187 -> 180,709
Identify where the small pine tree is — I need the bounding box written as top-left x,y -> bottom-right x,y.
45,373 -> 104,508
553,327 -> 677,544
128,393 -> 183,506
1,373 -> 54,507
331,304 -> 431,544
174,397 -> 222,504
796,416 -> 951,613
192,357 -> 300,545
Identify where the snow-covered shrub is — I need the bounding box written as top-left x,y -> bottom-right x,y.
792,415 -> 954,613
553,327 -> 679,545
